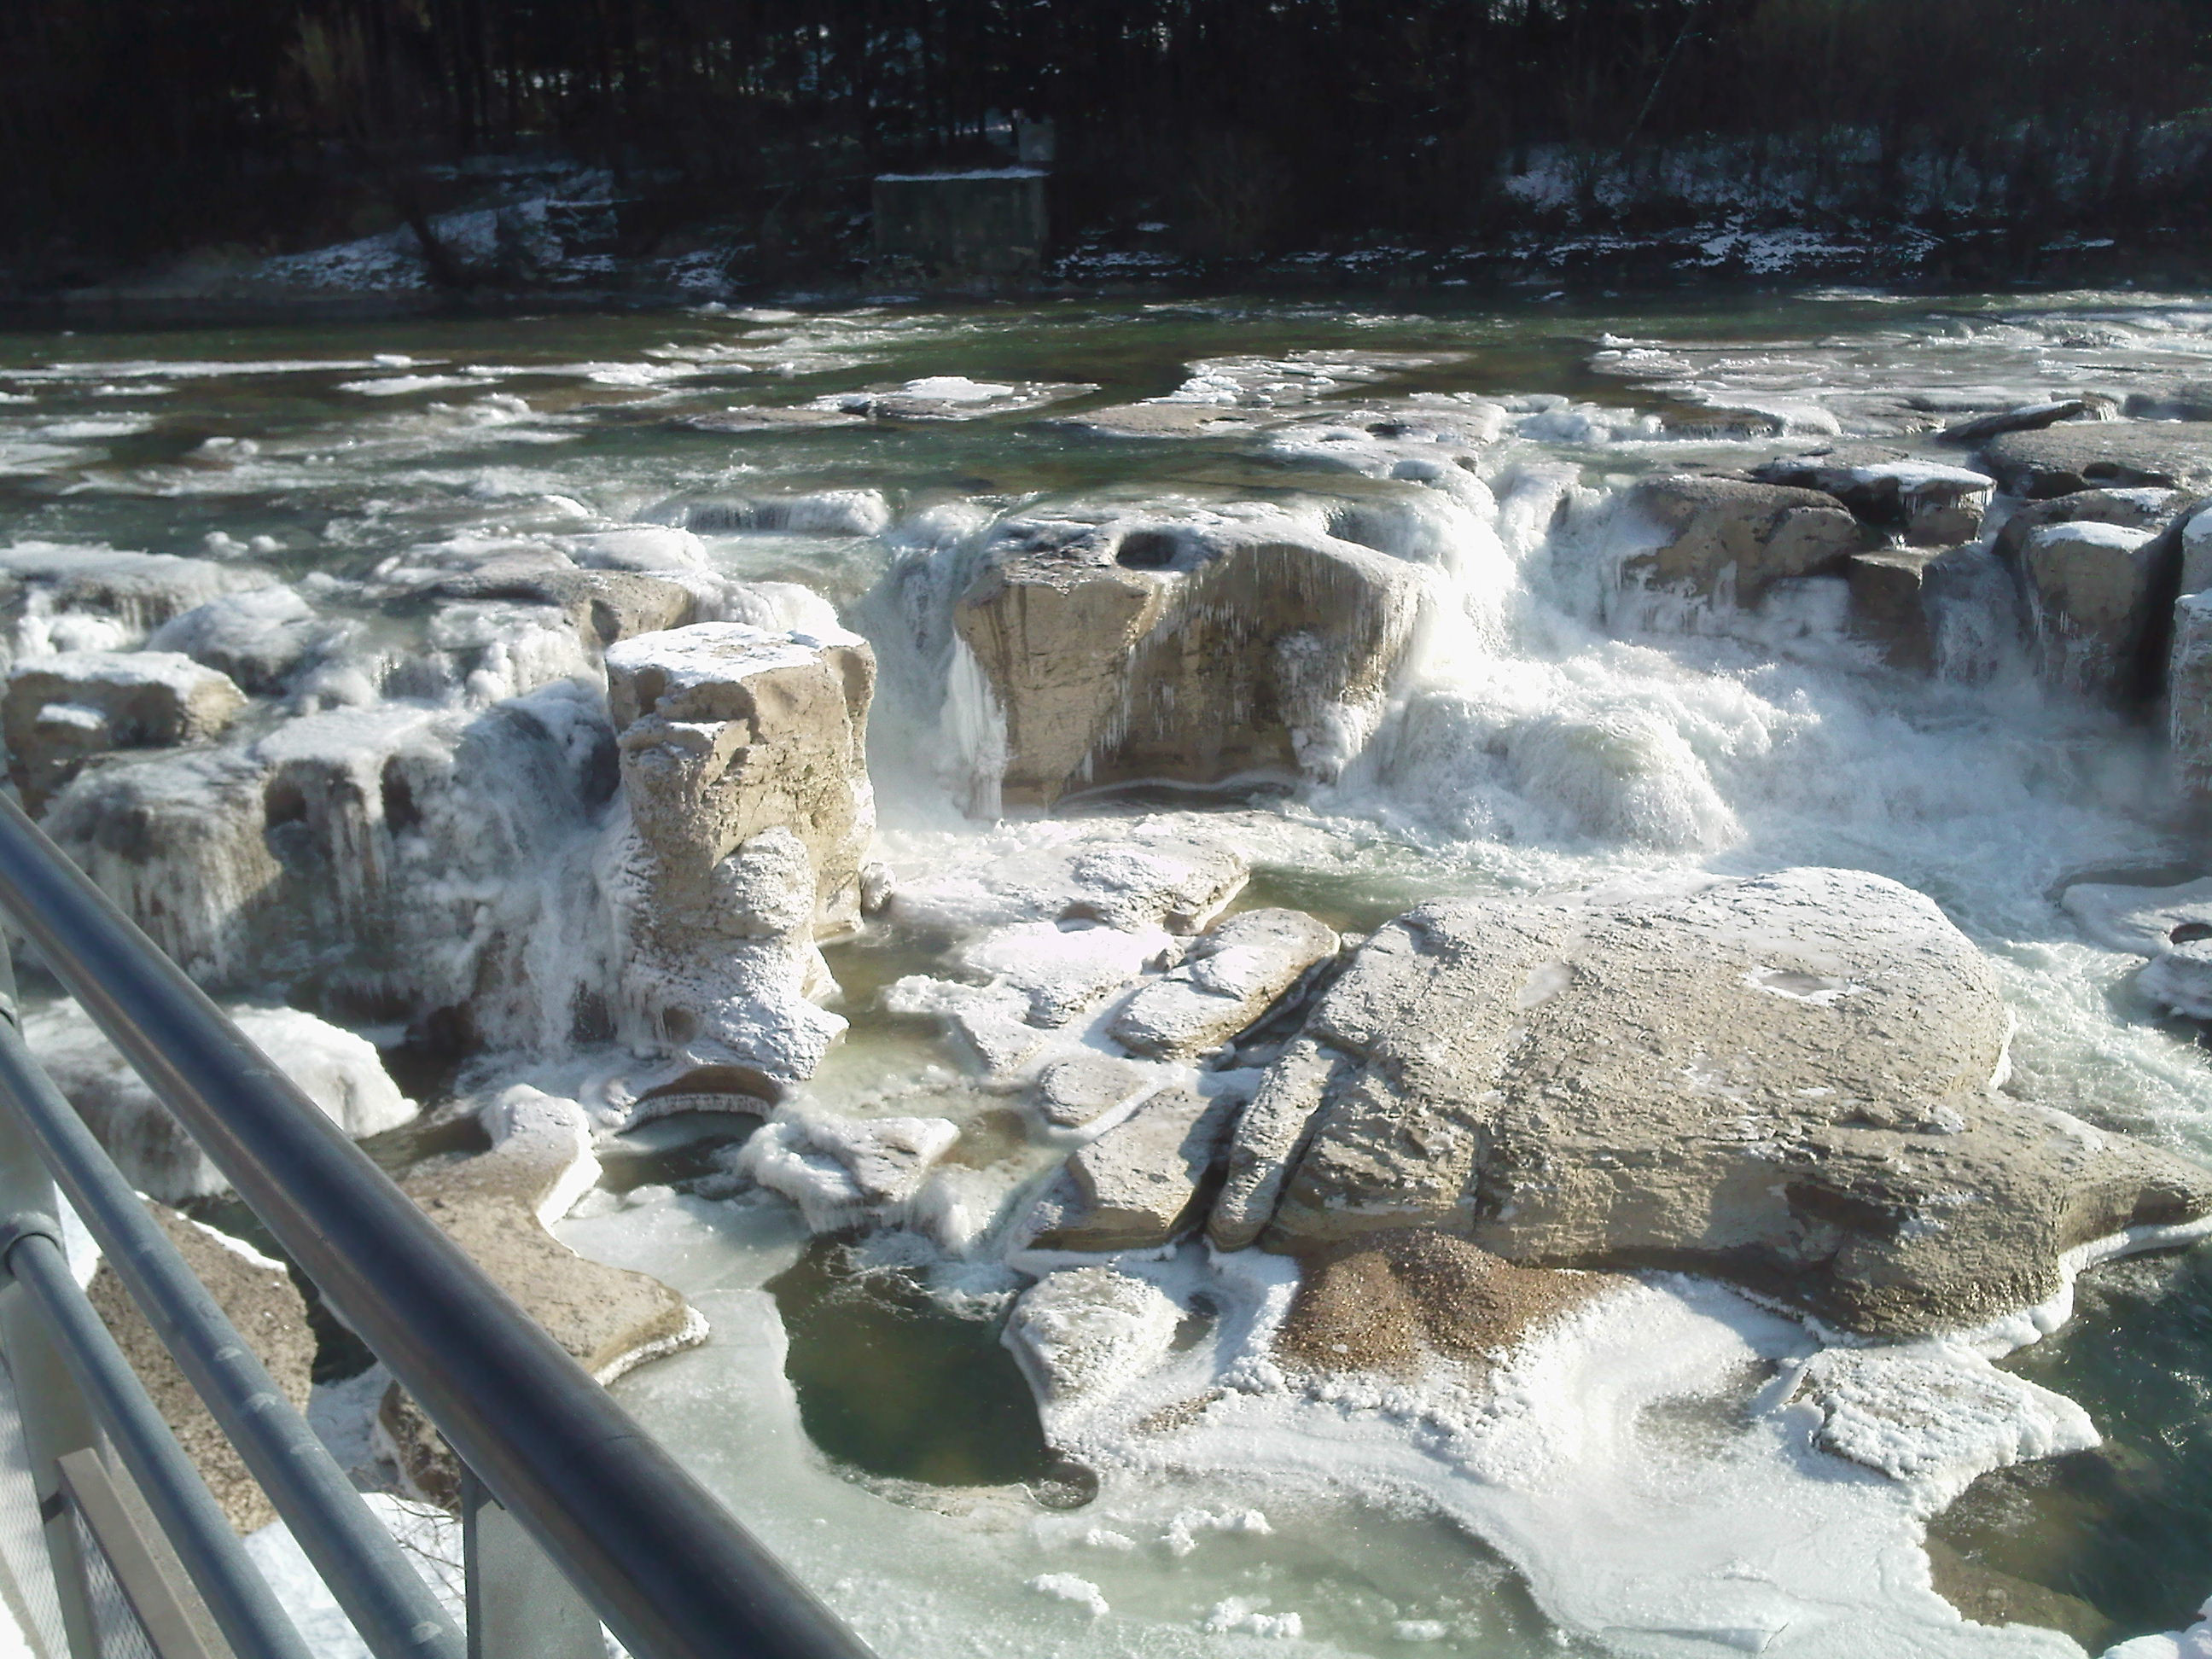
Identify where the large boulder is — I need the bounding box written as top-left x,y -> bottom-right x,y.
1208,869 -> 2212,1337
602,624 -> 875,1086
2018,521 -> 2174,699
1023,1087 -> 1242,1252
1990,486 -> 2185,566
950,513 -> 1429,811
1615,475 -> 1862,610
4,649 -> 247,809
1750,453 -> 1994,546
1981,422 -> 2212,498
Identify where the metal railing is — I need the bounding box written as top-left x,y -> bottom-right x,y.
0,790 -> 877,1659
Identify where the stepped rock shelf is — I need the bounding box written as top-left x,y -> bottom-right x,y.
9,293 -> 2212,1659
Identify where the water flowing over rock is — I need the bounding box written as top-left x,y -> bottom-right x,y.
949,510 -> 1430,811
602,622 -> 876,1086
1980,422 -> 2212,498
1108,907 -> 1340,1059
5,649 -> 247,809
1613,474 -> 1863,612
26,1000 -> 416,1202
1208,868 -> 2212,1336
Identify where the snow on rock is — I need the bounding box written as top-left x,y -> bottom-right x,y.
1784,1342 -> 2098,1504
1198,1598 -> 1302,1639
4,649 -> 246,809
734,1115 -> 960,1232
1004,1264 -> 1185,1429
2107,1599 -> 2212,1659
886,824 -> 1248,937
1022,1086 -> 1243,1251
148,585 -> 329,695
1025,1575 -> 1109,1619
25,1000 -> 414,1202
1749,451 -> 1995,546
2061,876 -> 2212,1019
0,543 -> 275,665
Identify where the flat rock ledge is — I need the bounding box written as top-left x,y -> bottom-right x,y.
1209,867 -> 2212,1338
380,1087 -> 702,1507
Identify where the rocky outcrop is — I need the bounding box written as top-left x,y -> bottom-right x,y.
1615,475 -> 1862,609
602,623 -> 875,1086
2018,521 -> 2173,699
809,378 -> 1097,422
88,1204 -> 316,1534
1749,453 -> 1994,546
1051,404 -> 1274,440
26,1001 -> 416,1202
1981,422 -> 2212,498
1024,1087 -> 1241,1251
951,512 -> 1429,811
381,1086 -> 701,1507
1208,869 -> 2212,1337
1936,398 -> 2117,446
1108,907 -> 1339,1059
1990,486 -> 2184,566
4,649 -> 247,809
661,490 -> 891,538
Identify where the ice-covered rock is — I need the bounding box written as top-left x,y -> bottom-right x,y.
0,543 -> 275,664
147,585 -> 328,694
1613,474 -> 1862,612
26,1001 -> 416,1202
887,919 -> 1177,1074
4,649 -> 247,808
1209,868 -> 2212,1336
1109,907 -> 1338,1059
1004,1265 -> 1184,1421
732,1114 -> 959,1231
1024,1087 -> 1241,1251
951,510 -> 1429,810
380,1085 -> 701,1505
602,623 -> 875,1086
1750,453 -> 1995,546
42,748 -> 283,985
2019,520 -> 2170,699
89,1203 -> 314,1533
1981,422 -> 2212,498
1261,402 -> 1507,482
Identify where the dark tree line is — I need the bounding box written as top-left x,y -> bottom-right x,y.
3,0 -> 2209,281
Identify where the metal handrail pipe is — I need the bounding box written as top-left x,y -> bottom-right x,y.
5,1229 -> 315,1659
0,795 -> 876,1659
0,1016 -> 465,1659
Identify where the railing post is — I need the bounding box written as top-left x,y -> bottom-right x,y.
0,935 -> 102,1659
461,1469 -> 602,1659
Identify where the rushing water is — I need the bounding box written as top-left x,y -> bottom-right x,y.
7,288 -> 2212,1658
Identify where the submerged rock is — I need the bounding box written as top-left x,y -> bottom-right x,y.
5,649 -> 247,809
1981,422 -> 2212,498
1109,907 -> 1339,1059
1209,868 -> 2212,1337
1615,474 -> 1862,609
26,1001 -> 416,1202
952,511 -> 1429,810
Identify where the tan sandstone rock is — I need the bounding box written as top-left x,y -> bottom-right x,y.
1025,1087 -> 1242,1251
4,649 -> 247,810
1617,474 -> 1863,609
1109,907 -> 1339,1059
1208,868 -> 2212,1337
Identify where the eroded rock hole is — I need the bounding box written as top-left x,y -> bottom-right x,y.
1115,529 -> 1181,569
2171,923 -> 2212,945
